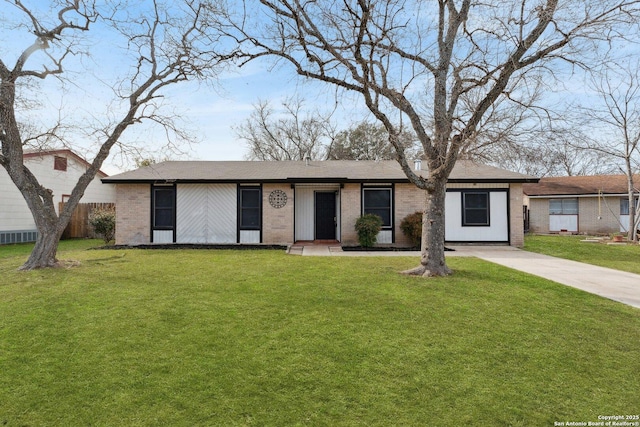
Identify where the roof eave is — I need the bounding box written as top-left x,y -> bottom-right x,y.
526,192 -> 636,198
102,177 -> 538,185
448,178 -> 539,184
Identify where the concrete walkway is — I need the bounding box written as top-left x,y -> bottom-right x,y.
289,244 -> 640,309
456,246 -> 640,309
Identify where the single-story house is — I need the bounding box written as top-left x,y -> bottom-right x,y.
523,175 -> 640,235
102,159 -> 538,247
0,149 -> 116,244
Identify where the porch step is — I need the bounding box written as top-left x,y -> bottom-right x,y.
287,245 -> 304,256
287,244 -> 343,256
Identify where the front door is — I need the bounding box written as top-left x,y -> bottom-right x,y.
315,192 -> 336,240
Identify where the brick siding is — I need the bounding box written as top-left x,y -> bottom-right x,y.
115,184 -> 150,245
262,184 -> 294,244
509,183 -> 525,247
527,198 -> 549,234
340,183 -> 361,245
394,183 -> 425,246
578,197 -> 622,233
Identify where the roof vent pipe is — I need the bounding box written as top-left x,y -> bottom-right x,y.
304,155 -> 311,166
414,159 -> 422,170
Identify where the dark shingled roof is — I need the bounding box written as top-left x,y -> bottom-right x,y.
102,160 -> 537,184
523,175 -> 640,196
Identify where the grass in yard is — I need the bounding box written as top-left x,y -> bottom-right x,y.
0,243 -> 639,426
525,234 -> 640,274
0,238 -> 102,260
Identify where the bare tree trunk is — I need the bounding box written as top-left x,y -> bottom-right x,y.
403,179 -> 451,277
17,197 -> 70,270
626,161 -> 637,241
20,225 -> 65,270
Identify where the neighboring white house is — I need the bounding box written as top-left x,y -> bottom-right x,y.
0,149 -> 116,244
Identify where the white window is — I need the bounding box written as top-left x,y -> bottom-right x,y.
549,198 -> 578,215
620,197 -> 639,215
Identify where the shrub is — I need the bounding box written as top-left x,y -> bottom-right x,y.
89,207 -> 116,244
400,211 -> 422,247
355,214 -> 383,248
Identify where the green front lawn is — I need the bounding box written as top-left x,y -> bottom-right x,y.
1,243 -> 638,426
525,234 -> 640,274
0,238 -> 102,260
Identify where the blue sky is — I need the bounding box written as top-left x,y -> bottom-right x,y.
2,1 -> 638,176
160,63 -> 364,163
0,1 -> 368,174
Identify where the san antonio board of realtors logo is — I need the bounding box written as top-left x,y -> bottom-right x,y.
268,190 -> 287,208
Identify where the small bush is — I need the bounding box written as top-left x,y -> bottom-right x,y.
400,211 -> 422,247
355,214 -> 383,248
89,207 -> 116,244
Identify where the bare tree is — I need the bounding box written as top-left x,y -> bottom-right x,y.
238,100 -> 419,160
469,128 -> 614,177
218,0 -> 640,276
327,122 -> 421,161
236,97 -> 336,160
576,61 -> 640,240
441,70 -> 611,176
0,0 -> 225,270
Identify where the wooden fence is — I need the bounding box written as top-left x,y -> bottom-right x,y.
59,202 -> 115,239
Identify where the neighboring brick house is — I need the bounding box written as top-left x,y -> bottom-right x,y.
102,160 -> 537,247
0,149 -> 117,244
523,175 -> 640,235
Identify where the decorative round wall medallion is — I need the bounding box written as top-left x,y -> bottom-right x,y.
269,189 -> 288,208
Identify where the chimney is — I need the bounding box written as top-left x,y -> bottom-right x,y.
414,159 -> 422,170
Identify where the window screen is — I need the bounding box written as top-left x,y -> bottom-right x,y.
621,197 -> 639,215
153,187 -> 175,229
363,188 -> 392,227
621,198 -> 630,215
240,187 -> 261,229
462,192 -> 489,226
549,198 -> 578,215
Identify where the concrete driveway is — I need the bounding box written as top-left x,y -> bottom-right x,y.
452,246 -> 640,309
291,244 -> 640,309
